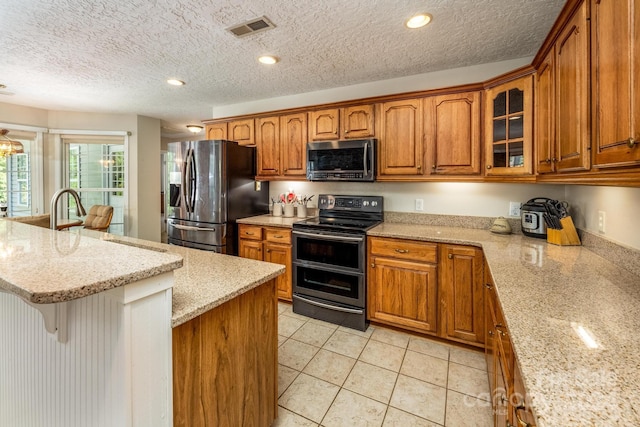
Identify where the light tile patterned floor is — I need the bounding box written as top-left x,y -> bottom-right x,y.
274,302 -> 492,427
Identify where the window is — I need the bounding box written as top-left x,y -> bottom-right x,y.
0,134 -> 35,217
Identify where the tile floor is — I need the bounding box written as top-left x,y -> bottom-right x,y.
274,302 -> 493,427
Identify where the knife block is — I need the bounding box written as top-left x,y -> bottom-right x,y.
547,216 -> 581,246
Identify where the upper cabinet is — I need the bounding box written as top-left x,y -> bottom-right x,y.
256,113 -> 307,179
425,91 -> 482,175
555,0 -> 590,172
308,104 -> 375,141
378,99 -> 424,178
228,119 -> 255,146
591,0 -> 640,168
255,116 -> 280,177
535,48 -> 556,174
206,123 -> 227,140
484,76 -> 534,176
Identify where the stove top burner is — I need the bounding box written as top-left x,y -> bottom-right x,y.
294,216 -> 381,232
292,194 -> 384,234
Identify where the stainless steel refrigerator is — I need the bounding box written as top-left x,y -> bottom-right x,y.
166,140 -> 269,254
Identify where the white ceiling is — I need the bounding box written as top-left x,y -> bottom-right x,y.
0,0 -> 564,135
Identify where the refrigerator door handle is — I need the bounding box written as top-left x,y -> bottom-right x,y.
184,148 -> 194,212
189,148 -> 197,212
172,224 -> 217,232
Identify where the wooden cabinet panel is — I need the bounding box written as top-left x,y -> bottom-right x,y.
369,256 -> 438,333
342,104 -> 375,138
379,99 -> 424,176
309,108 -> 340,141
535,49 -> 556,174
256,116 -> 280,176
555,1 -> 590,172
206,123 -> 227,140
228,119 -> 255,146
265,241 -> 292,301
425,92 -> 482,175
280,113 -> 307,177
265,227 -> 292,244
440,245 -> 484,346
239,225 -> 262,240
485,76 -> 534,176
239,238 -> 262,260
591,0 -> 640,168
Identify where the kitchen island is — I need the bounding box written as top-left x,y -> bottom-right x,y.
0,220 -> 284,427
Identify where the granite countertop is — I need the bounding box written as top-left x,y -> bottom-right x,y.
369,223 -> 640,426
82,231 -> 286,327
237,213 -> 313,228
0,219 -> 183,304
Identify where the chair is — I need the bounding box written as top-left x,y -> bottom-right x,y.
82,205 -> 114,232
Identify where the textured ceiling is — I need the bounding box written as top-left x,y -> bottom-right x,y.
0,0 -> 565,134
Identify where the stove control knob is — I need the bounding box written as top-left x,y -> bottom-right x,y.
363,201 -> 369,207
371,201 -> 378,207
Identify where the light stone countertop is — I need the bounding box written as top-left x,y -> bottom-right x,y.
369,223 -> 640,427
0,219 -> 183,304
237,213 -> 312,228
81,230 -> 286,327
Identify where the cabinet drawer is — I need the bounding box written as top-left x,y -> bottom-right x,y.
265,228 -> 291,244
369,237 -> 437,263
239,225 -> 263,240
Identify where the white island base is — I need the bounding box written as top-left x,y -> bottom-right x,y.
0,272 -> 174,427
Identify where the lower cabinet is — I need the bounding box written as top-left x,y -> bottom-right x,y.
367,237 -> 484,347
238,224 -> 292,301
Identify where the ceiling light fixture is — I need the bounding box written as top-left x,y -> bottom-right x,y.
0,129 -> 24,157
186,125 -> 203,133
167,79 -> 186,86
258,55 -> 278,65
406,13 -> 433,29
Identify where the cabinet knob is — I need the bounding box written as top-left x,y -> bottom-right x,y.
266,249 -> 271,253
448,253 -> 453,259
417,165 -> 422,170
627,137 -> 637,148
432,164 -> 436,170
485,283 -> 493,289
344,129 -> 350,133
552,158 -> 557,163
486,165 -> 492,169
488,330 -> 494,336
370,263 -> 375,268
284,169 -> 288,172
545,158 -> 551,164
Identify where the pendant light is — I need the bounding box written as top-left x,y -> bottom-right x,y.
0,129 -> 24,157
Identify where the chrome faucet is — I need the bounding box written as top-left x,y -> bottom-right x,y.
50,188 -> 86,230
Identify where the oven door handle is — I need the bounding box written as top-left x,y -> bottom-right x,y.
293,294 -> 364,315
293,230 -> 364,242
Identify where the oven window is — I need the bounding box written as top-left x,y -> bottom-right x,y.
296,266 -> 360,300
308,148 -> 369,172
295,235 -> 360,269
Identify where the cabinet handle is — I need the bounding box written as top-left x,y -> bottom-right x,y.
486,165 -> 492,169
627,137 -> 637,148
448,253 -> 453,259
394,249 -> 409,254
245,231 -> 254,235
273,235 -> 284,238
515,404 -> 532,427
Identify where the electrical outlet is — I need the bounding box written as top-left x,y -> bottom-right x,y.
509,201 -> 521,217
415,199 -> 424,211
598,210 -> 606,233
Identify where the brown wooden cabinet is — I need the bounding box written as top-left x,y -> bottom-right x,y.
308,105 -> 375,141
367,237 -> 438,334
555,0 -> 590,172
238,224 -> 293,301
425,91 -> 482,175
485,76 -> 534,176
591,0 -> 640,168
255,113 -> 307,179
206,123 -> 227,140
535,48 -> 557,174
228,119 -> 255,146
378,99 -> 425,178
439,245 -> 484,347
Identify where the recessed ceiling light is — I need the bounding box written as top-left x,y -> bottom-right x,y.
167,79 -> 185,86
186,125 -> 203,133
258,55 -> 278,65
406,13 -> 432,29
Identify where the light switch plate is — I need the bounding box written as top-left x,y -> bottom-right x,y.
509,201 -> 521,217
415,199 -> 424,211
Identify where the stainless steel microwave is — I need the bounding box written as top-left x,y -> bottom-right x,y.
306,139 -> 376,182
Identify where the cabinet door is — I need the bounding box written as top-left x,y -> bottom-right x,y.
485,76 -> 534,176
440,245 -> 484,346
238,239 -> 262,261
206,123 -> 227,140
555,1 -> 590,172
379,99 -> 424,176
229,119 -> 255,146
535,49 -> 556,174
264,242 -> 292,301
309,109 -> 339,141
341,105 -> 375,139
425,92 -> 481,175
256,116 -> 280,177
511,361 -> 538,426
280,113 -> 307,177
368,256 -> 437,333
591,0 -> 640,168
484,270 -> 496,401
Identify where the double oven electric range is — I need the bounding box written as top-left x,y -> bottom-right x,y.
292,194 -> 383,331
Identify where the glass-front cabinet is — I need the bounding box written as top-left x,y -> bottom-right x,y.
484,75 -> 534,176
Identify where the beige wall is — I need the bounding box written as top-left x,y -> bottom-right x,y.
134,115 -> 161,241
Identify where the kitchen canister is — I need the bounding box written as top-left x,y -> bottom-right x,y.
272,203 -> 283,217
283,204 -> 295,217
297,204 -> 307,218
